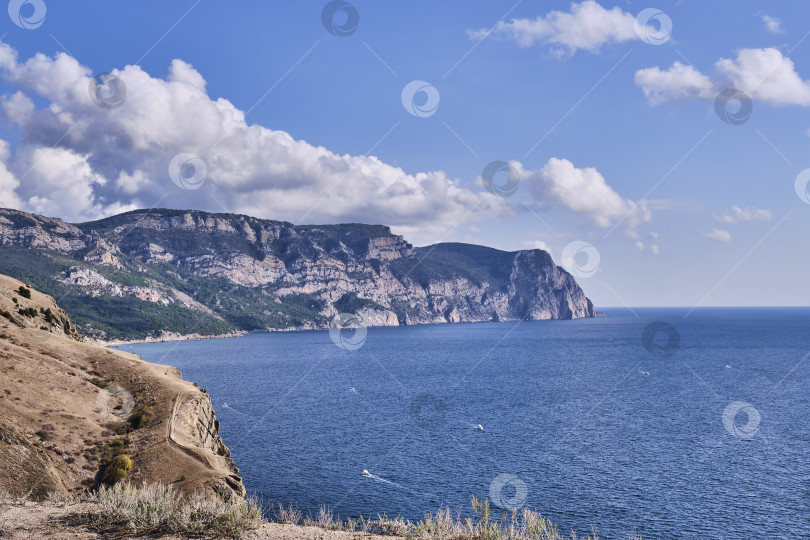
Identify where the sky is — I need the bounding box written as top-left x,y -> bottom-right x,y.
0,0 -> 808,308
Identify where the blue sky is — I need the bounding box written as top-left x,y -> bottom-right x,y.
0,0 -> 808,308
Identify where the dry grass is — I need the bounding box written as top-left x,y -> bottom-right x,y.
82,482 -> 263,538
280,497 -> 645,540
45,490 -> 79,506
275,502 -> 304,524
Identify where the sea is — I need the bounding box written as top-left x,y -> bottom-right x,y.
119,307 -> 810,539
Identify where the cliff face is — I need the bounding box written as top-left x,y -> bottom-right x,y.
0,208 -> 594,340
0,273 -> 244,500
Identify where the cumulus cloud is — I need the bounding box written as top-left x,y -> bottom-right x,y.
713,206 -> 772,223
636,48 -> 810,106
0,40 -> 514,243
717,48 -> 810,106
634,62 -> 716,105
516,158 -> 649,229
761,14 -> 783,34
0,140 -> 21,209
704,228 -> 732,243
468,0 -> 636,55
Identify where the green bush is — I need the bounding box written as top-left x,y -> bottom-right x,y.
17,307 -> 37,318
128,405 -> 155,429
100,454 -> 132,486
17,286 -> 31,299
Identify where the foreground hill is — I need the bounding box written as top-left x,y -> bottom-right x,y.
0,274 -> 244,501
0,208 -> 594,341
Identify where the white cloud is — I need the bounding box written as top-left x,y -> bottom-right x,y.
717,48 -> 810,106
517,158 -> 650,229
0,40 -> 654,244
635,238 -> 660,254
705,228 -> 732,242
521,240 -> 551,252
468,0 -> 636,55
0,40 -> 512,242
713,206 -> 772,223
0,140 -> 21,209
761,14 -> 783,34
636,48 -> 810,107
634,62 -> 716,105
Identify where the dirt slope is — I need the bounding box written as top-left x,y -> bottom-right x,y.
0,274 -> 244,501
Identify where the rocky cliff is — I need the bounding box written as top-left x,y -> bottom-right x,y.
0,273 -> 244,500
0,208 -> 594,340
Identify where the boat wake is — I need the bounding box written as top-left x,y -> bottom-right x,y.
361,470 -> 404,488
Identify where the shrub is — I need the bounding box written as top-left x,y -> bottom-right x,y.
100,454 -> 132,486
274,503 -> 302,524
284,498 -> 612,540
17,286 -> 31,299
85,483 -> 263,537
35,424 -> 56,441
46,491 -> 78,506
129,405 -> 155,429
308,505 -> 338,530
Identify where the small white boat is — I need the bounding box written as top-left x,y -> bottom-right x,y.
725,365 -> 731,369
475,424 -> 484,431
349,387 -> 356,392
362,470 -> 371,477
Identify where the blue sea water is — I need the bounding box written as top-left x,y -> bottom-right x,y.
121,308 -> 810,539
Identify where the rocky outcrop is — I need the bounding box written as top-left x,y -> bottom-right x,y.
0,274 -> 245,500
0,208 -> 595,340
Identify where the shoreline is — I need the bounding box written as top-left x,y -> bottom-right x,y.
92,314 -> 605,347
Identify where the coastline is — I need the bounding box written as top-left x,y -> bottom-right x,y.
91,313 -> 605,347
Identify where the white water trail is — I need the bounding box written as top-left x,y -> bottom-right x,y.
363,472 -> 404,489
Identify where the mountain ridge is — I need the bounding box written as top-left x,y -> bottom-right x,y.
0,207 -> 595,341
